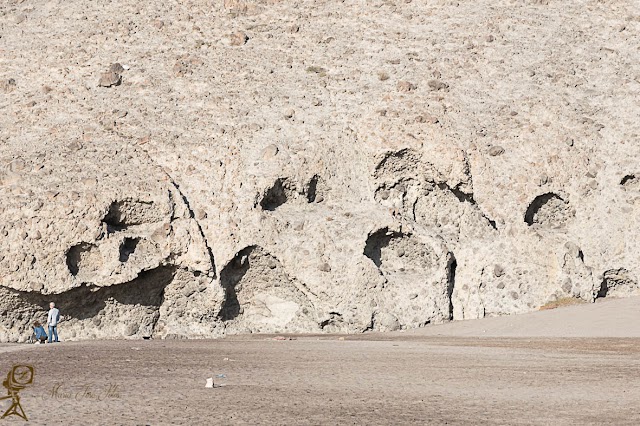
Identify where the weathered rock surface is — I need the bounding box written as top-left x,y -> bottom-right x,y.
0,0 -> 638,341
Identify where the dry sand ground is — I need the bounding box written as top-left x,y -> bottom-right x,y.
0,298 -> 639,425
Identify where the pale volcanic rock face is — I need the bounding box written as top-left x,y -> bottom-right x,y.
0,0 -> 638,341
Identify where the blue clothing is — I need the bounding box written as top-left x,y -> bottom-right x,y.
34,326 -> 47,340
48,326 -> 58,343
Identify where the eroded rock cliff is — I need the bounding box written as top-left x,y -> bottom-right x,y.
0,0 -> 638,341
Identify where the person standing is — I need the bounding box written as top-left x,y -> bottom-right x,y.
47,302 -> 60,343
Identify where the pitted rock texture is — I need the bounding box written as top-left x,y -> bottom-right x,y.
0,0 -> 639,341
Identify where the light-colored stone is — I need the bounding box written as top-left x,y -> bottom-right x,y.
0,0 -> 638,343
98,71 -> 121,87
229,31 -> 248,46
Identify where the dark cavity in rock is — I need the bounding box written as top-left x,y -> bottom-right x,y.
260,178 -> 291,211
620,174 -> 639,190
119,237 -> 140,262
363,228 -> 404,268
103,200 -> 157,231
66,243 -> 97,276
524,193 -> 571,227
218,246 -> 254,320
597,268 -> 638,298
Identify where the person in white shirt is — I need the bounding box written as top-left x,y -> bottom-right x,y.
47,302 -> 60,343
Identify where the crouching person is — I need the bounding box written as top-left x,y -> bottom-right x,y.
33,321 -> 48,344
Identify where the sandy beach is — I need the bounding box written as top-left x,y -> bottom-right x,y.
1,297 -> 638,425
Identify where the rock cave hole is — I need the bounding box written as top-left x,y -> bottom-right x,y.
260,178 -> 290,211
363,228 -> 404,268
103,200 -> 154,232
598,278 -> 610,298
119,237 -> 140,262
447,255 -> 457,320
524,192 -> 565,226
597,268 -> 636,298
306,175 -> 319,203
66,243 -> 97,276
218,246 -> 254,321
620,174 -> 638,189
